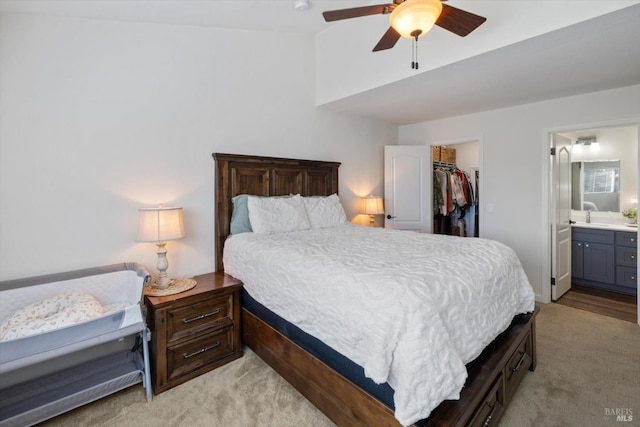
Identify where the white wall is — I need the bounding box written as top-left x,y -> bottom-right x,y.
399,85 -> 640,301
0,13 -> 396,281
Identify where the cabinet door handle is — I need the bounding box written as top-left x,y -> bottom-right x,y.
182,340 -> 221,359
631,276 -> 636,281
182,308 -> 221,324
630,238 -> 635,242
631,255 -> 636,260
483,401 -> 498,427
585,244 -> 590,248
577,243 -> 582,247
511,350 -> 527,373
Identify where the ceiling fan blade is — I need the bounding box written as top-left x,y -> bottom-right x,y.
373,27 -> 401,52
323,4 -> 389,22
435,4 -> 487,37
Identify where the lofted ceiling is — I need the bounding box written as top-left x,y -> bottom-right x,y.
322,3 -> 640,124
1,0 -> 639,125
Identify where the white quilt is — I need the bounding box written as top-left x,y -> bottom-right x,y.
223,225 -> 535,426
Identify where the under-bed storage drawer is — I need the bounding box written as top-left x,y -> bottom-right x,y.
505,330 -> 532,400
468,374 -> 504,427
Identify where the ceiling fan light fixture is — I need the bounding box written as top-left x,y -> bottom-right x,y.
389,0 -> 443,39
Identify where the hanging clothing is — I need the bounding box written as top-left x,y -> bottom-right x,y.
433,163 -> 477,237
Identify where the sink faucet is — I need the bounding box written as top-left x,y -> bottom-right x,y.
586,210 -> 591,224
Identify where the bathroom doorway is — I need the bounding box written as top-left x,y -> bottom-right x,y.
550,124 -> 639,323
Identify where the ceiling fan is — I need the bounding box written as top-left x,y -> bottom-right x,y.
322,0 -> 487,52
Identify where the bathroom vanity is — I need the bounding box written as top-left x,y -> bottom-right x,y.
572,224 -> 637,295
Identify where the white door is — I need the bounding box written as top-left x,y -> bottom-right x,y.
384,146 -> 430,231
551,134 -> 573,300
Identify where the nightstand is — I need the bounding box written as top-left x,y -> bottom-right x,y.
144,272 -> 242,394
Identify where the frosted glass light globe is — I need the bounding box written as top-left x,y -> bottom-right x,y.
390,0 -> 443,39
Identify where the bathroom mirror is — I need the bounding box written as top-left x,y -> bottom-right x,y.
571,160 -> 620,211
563,125 -> 638,214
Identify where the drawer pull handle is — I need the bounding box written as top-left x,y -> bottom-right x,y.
182,340 -> 221,359
182,308 -> 221,324
511,350 -> 527,373
483,401 -> 497,427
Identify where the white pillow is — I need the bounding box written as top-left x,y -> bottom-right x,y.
248,194 -> 311,234
302,194 -> 348,229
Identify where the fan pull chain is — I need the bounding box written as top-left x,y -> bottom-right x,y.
411,32 -> 420,70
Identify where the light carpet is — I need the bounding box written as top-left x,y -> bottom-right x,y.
40,303 -> 639,427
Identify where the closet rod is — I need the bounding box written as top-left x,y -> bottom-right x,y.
433,161 -> 457,169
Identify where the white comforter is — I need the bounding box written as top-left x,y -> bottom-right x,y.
223,225 -> 535,426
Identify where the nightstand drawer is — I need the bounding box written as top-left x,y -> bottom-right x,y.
167,326 -> 234,381
167,295 -> 233,342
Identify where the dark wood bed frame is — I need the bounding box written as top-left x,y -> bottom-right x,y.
213,153 -> 538,427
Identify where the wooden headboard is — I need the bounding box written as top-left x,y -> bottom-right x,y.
212,153 -> 341,272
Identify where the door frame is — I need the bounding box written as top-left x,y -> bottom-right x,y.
541,118 -> 640,325
430,136 -> 484,237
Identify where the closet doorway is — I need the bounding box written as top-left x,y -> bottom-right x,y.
432,140 -> 480,238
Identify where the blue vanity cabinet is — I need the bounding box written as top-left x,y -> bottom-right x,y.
582,242 -> 616,284
572,241 -> 584,279
572,228 -> 615,287
615,231 -> 638,293
572,227 -> 638,295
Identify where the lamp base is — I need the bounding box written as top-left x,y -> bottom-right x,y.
145,278 -> 197,296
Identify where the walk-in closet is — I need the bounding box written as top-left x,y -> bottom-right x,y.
432,141 -> 479,237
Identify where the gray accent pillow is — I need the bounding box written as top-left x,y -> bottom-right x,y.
230,194 -> 252,235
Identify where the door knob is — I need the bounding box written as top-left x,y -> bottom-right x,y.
569,220 -> 576,224
386,214 -> 396,220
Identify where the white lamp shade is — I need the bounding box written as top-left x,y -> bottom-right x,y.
137,206 -> 186,242
361,196 -> 385,215
389,0 -> 443,39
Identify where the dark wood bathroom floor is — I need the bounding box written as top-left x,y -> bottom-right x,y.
556,284 -> 637,323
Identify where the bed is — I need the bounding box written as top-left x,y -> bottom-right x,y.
213,153 -> 538,427
0,263 -> 152,427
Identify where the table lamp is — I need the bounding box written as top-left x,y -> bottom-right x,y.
136,205 -> 185,290
361,196 -> 385,227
